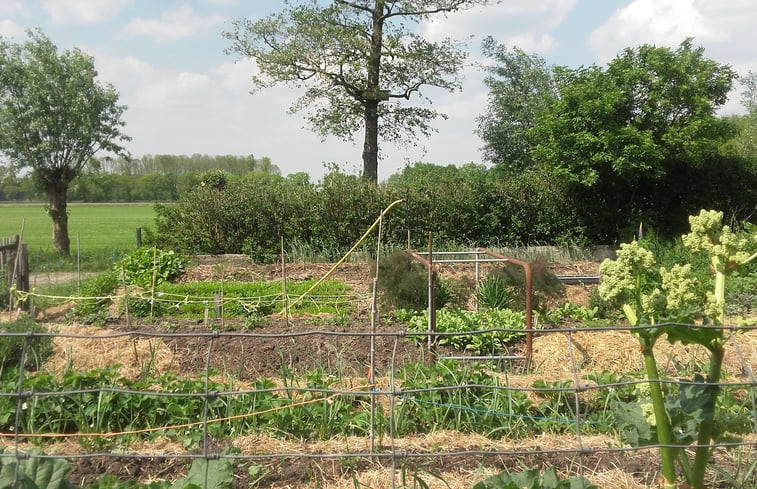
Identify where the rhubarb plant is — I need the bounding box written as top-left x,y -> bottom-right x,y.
599,210 -> 756,489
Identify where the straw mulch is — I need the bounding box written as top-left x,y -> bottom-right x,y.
44,324 -> 178,379
531,328 -> 757,381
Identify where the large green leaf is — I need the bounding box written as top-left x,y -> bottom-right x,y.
612,400 -> 655,447
0,455 -> 74,489
170,449 -> 237,489
471,467 -> 597,489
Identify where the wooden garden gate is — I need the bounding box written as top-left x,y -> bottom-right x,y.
0,235 -> 29,310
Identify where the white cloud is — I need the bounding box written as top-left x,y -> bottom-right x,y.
507,33 -> 558,53
588,0 -> 750,63
0,19 -> 25,38
43,0 -> 131,24
421,0 -> 576,55
123,4 -> 226,42
588,0 -> 757,114
211,60 -> 257,92
203,0 -> 238,5
0,1 -> 24,16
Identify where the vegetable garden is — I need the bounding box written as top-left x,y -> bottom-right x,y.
1,211 -> 756,488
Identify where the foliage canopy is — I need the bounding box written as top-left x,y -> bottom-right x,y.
225,0 -> 489,182
0,29 -> 129,254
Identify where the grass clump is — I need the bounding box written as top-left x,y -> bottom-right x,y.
483,257 -> 565,313
141,280 -> 351,318
0,315 -> 52,370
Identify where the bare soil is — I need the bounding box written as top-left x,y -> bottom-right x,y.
5,257 -> 756,488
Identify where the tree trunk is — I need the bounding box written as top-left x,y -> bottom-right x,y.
45,180 -> 70,256
360,0 -> 384,184
362,100 -> 380,183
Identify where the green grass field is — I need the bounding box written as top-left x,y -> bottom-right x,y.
1,203 -> 156,270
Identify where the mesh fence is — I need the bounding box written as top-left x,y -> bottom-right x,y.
1,312 -> 756,488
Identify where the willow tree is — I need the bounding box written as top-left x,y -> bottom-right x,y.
225,0 -> 489,182
0,30 -> 129,255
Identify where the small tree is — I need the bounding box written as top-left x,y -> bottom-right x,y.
475,36 -> 557,173
529,40 -> 738,240
0,29 -> 129,255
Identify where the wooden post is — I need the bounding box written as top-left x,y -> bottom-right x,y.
3,235 -> 29,311
121,263 -> 131,329
17,244 -> 29,300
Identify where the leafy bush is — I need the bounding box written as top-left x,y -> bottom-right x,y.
73,271 -> 119,317
726,268 -> 757,318
540,301 -> 607,327
151,165 -> 591,261
0,316 -> 52,370
0,366 -> 374,442
117,247 -> 188,288
400,308 -> 526,354
0,269 -> 9,309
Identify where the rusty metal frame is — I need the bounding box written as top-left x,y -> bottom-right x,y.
404,240 -> 534,363
477,248 -> 533,361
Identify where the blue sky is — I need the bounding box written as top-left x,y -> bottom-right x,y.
1,0 -> 755,181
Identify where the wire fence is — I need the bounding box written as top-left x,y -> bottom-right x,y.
1,312 -> 756,488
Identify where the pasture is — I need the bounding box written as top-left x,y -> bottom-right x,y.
0,203 -> 156,267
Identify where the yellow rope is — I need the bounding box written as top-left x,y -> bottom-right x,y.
281,199 -> 404,314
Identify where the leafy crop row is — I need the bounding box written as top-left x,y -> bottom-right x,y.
397,308 -> 526,355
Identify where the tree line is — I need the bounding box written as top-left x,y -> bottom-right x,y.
2,10 -> 757,256
0,154 -> 280,202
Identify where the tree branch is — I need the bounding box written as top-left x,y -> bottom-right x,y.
334,0 -> 372,14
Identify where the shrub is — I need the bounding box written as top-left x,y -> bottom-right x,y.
0,316 -> 52,370
401,308 -> 526,354
0,268 -> 8,309
151,164 -> 592,260
376,251 -> 449,311
484,257 -> 564,312
73,271 -> 119,317
117,247 -> 188,288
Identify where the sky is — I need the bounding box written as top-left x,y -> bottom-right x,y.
1,0 -> 756,181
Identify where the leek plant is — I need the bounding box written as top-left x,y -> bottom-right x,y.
599,210 -> 756,489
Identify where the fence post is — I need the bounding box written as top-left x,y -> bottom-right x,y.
3,236 -> 29,311
17,244 -> 29,301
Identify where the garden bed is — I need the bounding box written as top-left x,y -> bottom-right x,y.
3,257 -> 756,488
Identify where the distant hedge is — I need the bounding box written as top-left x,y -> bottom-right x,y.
148,164 -> 585,261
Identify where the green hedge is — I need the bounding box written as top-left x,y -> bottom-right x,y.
148,164 -> 588,260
